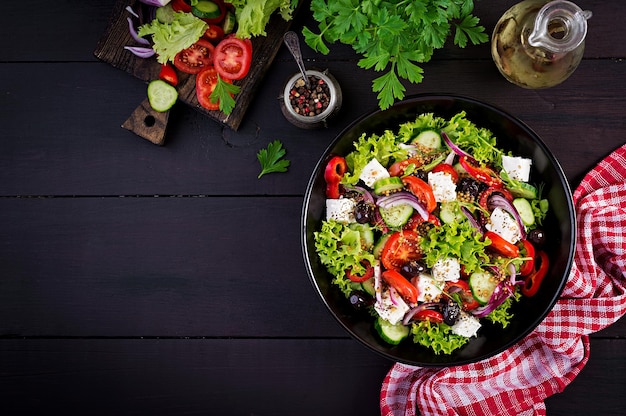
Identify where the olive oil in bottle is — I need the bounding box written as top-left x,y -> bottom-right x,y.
491,0 -> 592,89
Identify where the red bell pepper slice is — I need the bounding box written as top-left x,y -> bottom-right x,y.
459,156 -> 503,188
323,156 -> 347,199
484,231 -> 520,258
518,239 -> 536,276
522,250 -> 549,297
345,260 -> 374,283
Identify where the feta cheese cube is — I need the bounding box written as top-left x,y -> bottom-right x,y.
325,198 -> 356,223
427,171 -> 457,203
416,273 -> 443,303
451,311 -> 481,338
502,155 -> 532,182
432,257 -> 461,282
359,158 -> 390,188
374,286 -> 410,325
485,207 -> 522,244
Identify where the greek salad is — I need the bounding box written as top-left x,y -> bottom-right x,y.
313,112 -> 550,354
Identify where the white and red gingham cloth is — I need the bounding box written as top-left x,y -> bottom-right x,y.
380,144 -> 626,416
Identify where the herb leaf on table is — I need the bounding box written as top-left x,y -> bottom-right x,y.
257,140 -> 290,178
303,0 -> 488,110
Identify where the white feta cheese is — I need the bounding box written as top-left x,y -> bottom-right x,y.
374,286 -> 410,325
325,198 -> 356,223
451,311 -> 482,338
502,155 -> 532,182
427,171 -> 457,203
432,257 -> 461,282
416,273 -> 443,303
485,207 -> 522,244
359,158 -> 390,188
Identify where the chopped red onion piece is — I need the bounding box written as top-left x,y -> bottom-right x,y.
460,206 -> 483,233
124,46 -> 155,58
125,5 -> 139,18
139,0 -> 172,6
127,17 -> 150,45
442,131 -> 476,163
444,150 -> 456,166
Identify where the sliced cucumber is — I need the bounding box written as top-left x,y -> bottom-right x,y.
513,198 -> 535,226
413,130 -> 441,149
469,271 -> 498,305
373,233 -> 392,259
373,176 -> 404,195
439,201 -> 461,224
349,223 -> 375,250
222,10 -> 236,34
155,3 -> 175,23
379,204 -> 413,228
361,277 -> 376,297
374,316 -> 410,345
192,0 -> 222,19
147,80 -> 178,112
510,182 -> 538,199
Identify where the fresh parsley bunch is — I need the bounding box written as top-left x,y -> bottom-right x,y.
303,0 -> 488,110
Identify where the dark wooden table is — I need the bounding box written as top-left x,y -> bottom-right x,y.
1,1 -> 624,414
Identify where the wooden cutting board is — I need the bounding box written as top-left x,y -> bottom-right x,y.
93,0 -> 299,142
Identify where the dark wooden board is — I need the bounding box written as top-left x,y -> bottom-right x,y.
0,338 -> 624,416
93,0 -> 300,131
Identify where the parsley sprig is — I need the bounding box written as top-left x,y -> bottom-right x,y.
303,0 -> 488,110
209,75 -> 241,115
257,140 -> 290,178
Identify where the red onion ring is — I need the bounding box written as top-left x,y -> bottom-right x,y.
402,302 -> 440,325
442,131 -> 476,163
127,17 -> 150,45
377,191 -> 429,220
487,194 -> 527,240
124,46 -> 156,58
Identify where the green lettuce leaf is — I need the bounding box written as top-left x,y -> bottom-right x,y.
137,11 -> 207,64
410,321 -> 469,355
230,0 -> 298,38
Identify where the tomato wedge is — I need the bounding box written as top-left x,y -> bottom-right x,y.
196,67 -> 232,111
388,157 -> 423,177
444,280 -> 479,311
459,156 -> 503,188
173,39 -> 215,75
413,309 -> 444,323
431,163 -> 459,183
203,24 -> 225,44
380,230 -> 422,271
484,231 -> 520,258
401,176 -> 437,213
382,269 -> 419,304
213,37 -> 252,80
158,63 -> 178,86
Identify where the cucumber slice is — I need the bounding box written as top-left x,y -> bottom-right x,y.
349,223 -> 375,250
361,277 -> 376,297
379,204 -> 413,228
222,10 -> 236,34
414,130 -> 441,149
373,176 -> 404,195
469,271 -> 498,305
147,80 -> 178,112
192,0 -> 222,19
439,202 -> 461,224
513,198 -> 535,226
374,316 -> 410,345
373,233 -> 392,259
511,182 -> 538,199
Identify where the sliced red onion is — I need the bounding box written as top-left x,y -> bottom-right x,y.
127,17 -> 150,45
124,46 -> 156,58
444,150 -> 456,166
441,131 -> 476,163
374,266 -> 383,304
125,5 -> 140,18
471,282 -> 511,318
377,191 -> 429,220
388,286 -> 399,306
460,206 -> 483,233
402,302 -> 440,325
487,194 -> 527,240
349,185 -> 375,205
139,0 -> 172,6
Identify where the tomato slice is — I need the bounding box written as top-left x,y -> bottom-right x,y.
444,280 -> 479,311
173,39 -> 215,75
431,163 -> 459,183
380,230 -> 422,271
484,231 -> 520,258
459,156 -> 503,188
203,24 -> 225,44
388,158 -> 423,177
196,67 -> 232,111
401,176 -> 437,213
213,37 -> 252,80
413,309 -> 444,323
382,270 -> 419,304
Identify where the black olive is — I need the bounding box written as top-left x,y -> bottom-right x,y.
527,228 -> 547,247
456,177 -> 486,199
412,170 -> 428,182
442,299 -> 461,326
354,200 -> 373,224
349,290 -> 374,311
400,260 -> 427,279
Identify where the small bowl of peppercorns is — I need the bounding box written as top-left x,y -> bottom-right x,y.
280,69 -> 342,129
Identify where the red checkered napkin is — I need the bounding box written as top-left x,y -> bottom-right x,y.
380,144 -> 626,416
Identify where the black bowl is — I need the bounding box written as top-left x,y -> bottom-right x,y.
301,94 -> 576,366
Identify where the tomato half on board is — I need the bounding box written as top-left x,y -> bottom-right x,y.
196,67 -> 232,111
380,230 -> 422,271
173,39 -> 215,75
213,37 -> 252,80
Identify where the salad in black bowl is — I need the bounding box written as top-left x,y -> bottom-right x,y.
301,95 -> 575,366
